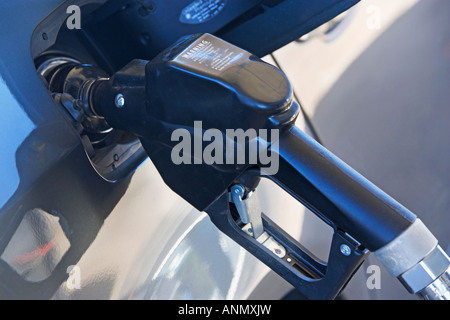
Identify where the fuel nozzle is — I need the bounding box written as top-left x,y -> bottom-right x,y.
86,33 -> 450,300
40,58 -> 112,135
90,33 -> 297,211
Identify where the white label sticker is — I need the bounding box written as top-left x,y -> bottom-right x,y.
175,34 -> 249,74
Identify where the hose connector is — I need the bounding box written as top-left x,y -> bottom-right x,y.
417,266 -> 450,300
375,219 -> 450,299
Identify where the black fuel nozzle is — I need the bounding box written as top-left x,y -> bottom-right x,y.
89,33 -> 450,300
92,33 -> 298,211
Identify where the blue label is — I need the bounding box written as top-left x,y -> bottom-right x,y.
180,0 -> 227,25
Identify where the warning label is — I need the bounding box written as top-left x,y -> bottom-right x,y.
175,34 -> 249,74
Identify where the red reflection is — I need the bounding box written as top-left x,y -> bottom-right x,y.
13,237 -> 57,265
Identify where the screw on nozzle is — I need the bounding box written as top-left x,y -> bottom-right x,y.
115,93 -> 125,108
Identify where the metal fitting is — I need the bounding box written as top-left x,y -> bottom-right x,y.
375,219 -> 450,297
230,185 -> 264,239
417,266 -> 450,300
374,219 -> 438,277
399,245 -> 450,294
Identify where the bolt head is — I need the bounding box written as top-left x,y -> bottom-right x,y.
340,244 -> 352,256
115,93 -> 125,108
